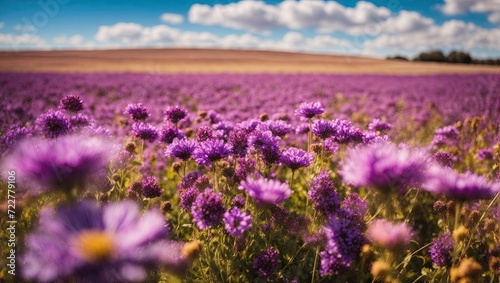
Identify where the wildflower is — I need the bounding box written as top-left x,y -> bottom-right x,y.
253,248 -> 280,279
229,129 -> 249,157
340,142 -> 428,193
368,119 -> 392,133
69,114 -> 92,129
312,119 -> 336,139
22,201 -> 186,282
433,152 -> 455,167
164,138 -> 197,160
223,207 -> 252,237
131,122 -> 159,143
232,195 -> 245,208
308,171 -> 340,216
429,232 -> 454,267
280,147 -> 313,170
191,189 -> 225,230
239,177 -> 292,205
367,220 -> 413,250
159,125 -> 185,144
195,126 -> 214,142
36,110 -> 70,138
59,94 -> 84,112
478,148 -> 494,160
295,102 -> 324,119
179,187 -> 199,211
193,139 -> 233,166
330,119 -> 363,144
340,193 -> 368,222
2,126 -> 31,149
164,106 -> 188,124
141,176 -> 162,198
266,120 -> 293,137
124,103 -> 150,121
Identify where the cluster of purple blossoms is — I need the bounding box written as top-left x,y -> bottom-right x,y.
2,135 -> 116,193
214,121 -> 234,140
339,193 -> 368,222
36,110 -> 71,138
234,157 -> 257,183
69,114 -> 92,129
232,195 -> 246,208
164,106 -> 188,125
312,119 -> 336,139
237,119 -> 261,133
22,201 -> 186,282
368,119 -> 393,133
249,130 -> 281,164
253,248 -> 280,279
477,148 -> 494,160
196,126 -> 214,142
429,232 -> 454,267
223,207 -> 252,237
193,139 -> 233,166
341,142 -> 428,193
1,126 -> 31,150
367,219 -> 413,250
320,217 -> 365,276
362,131 -> 389,145
165,138 -> 197,160
124,103 -> 151,121
280,147 -> 314,171
141,176 -> 162,198
131,122 -> 159,143
295,102 -> 324,120
329,119 -> 364,144
422,165 -> 497,201
433,152 -> 456,167
179,171 -> 204,190
191,189 -> 225,230
59,94 -> 84,113
239,177 -> 292,205
431,125 -> 460,147
266,120 -> 293,137
229,129 -> 249,157
308,171 -> 340,216
159,125 -> 185,144
179,187 -> 200,211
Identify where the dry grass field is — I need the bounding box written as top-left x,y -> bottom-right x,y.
0,48 -> 498,74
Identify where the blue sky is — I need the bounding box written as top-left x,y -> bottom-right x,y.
0,0 -> 499,58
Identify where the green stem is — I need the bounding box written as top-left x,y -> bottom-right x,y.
311,246 -> 319,283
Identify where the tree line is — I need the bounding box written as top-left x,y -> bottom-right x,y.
387,50 -> 500,66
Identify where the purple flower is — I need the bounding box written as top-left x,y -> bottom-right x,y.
308,171 -> 340,216
179,187 -> 200,210
2,135 -> 116,193
323,138 -> 339,155
193,139 -> 233,166
422,165 -> 497,201
280,147 -> 314,170
229,129 -> 249,157
340,193 -> 368,222
295,102 -> 324,119
429,232 -> 454,267
179,171 -> 204,191
478,148 -> 494,160
164,106 -> 188,124
69,114 -> 92,129
36,110 -> 71,138
362,131 -> 390,145
59,94 -> 84,112
2,126 -> 31,149
141,176 -> 162,198
340,142 -> 428,193
159,125 -> 185,144
296,123 -> 310,135
223,207 -> 252,237
191,189 -> 225,230
131,122 -> 159,143
22,201 -> 185,282
330,119 -> 363,144
320,217 -> 365,276
124,103 -> 150,121
312,119 -> 336,139
239,177 -> 291,205
368,119 -> 392,132
195,126 -> 214,142
435,125 -> 460,140
253,248 -> 280,279
433,152 -> 456,167
266,120 -> 293,137
237,119 -> 261,133
213,121 -> 234,140
367,219 -> 413,250
249,130 -> 281,165
164,138 -> 197,160
235,157 -> 256,183
232,195 -> 246,208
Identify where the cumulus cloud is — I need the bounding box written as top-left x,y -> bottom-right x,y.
0,33 -> 48,50
160,13 -> 184,25
438,0 -> 500,23
53,34 -> 85,45
188,0 -> 391,34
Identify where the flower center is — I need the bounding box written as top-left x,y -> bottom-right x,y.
75,230 -> 115,262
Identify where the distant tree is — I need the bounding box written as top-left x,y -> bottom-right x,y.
413,50 -> 446,62
446,51 -> 472,64
386,55 -> 409,61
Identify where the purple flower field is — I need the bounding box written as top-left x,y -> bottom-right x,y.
1,71 -> 500,282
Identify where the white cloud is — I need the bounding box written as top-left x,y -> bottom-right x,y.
53,34 -> 85,45
160,13 -> 184,25
438,0 -> 500,23
13,24 -> 36,33
0,33 -> 48,50
188,0 -> 391,34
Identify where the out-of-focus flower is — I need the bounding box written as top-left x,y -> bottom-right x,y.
239,177 -> 292,205
266,120 -> 293,137
368,119 -> 392,133
193,139 -> 232,166
312,119 -> 336,139
339,193 -> 368,222
367,219 -> 413,250
330,119 -> 363,144
59,94 -> 84,112
423,165 -> 497,201
141,176 -> 162,198
1,126 -> 31,150
164,138 -> 197,161
280,147 -> 313,170
131,122 -> 159,143
159,125 -> 185,144
223,207 -> 252,237
295,102 -> 324,120
429,232 -> 454,267
308,171 -> 340,216
477,148 -> 494,160
179,187 -> 200,211
124,103 -> 150,121
191,189 -> 225,230
229,129 -> 249,157
164,105 -> 188,125
22,201 -> 187,282
341,142 -> 428,193
253,248 -> 280,279
232,195 -> 245,208
36,110 -> 71,138
433,152 -> 456,167
2,135 -> 117,193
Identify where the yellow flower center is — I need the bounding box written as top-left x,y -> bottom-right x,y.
75,230 -> 116,262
